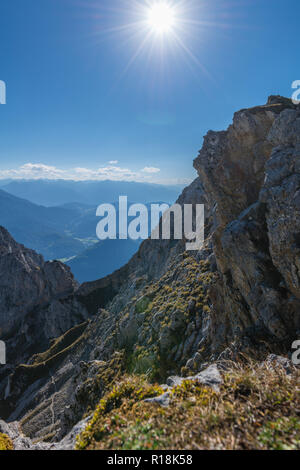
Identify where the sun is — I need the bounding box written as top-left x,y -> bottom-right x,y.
89,1 -> 211,76
147,3 -> 176,34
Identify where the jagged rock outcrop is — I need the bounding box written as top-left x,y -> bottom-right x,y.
195,96 -> 295,227
0,227 -> 92,422
0,226 -> 85,363
0,415 -> 91,450
194,96 -> 300,356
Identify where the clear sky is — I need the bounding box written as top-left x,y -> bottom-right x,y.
0,0 -> 299,185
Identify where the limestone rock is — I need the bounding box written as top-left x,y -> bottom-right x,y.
194,96 -> 300,355
167,364 -> 223,392
144,392 -> 171,407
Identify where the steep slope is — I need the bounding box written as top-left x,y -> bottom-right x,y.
0,227 -> 91,419
0,226 -> 78,343
0,177 -> 210,440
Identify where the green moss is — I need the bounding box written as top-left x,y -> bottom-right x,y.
113,423 -> 165,450
127,347 -> 160,378
76,376 -> 164,450
135,296 -> 152,314
258,418 -> 300,450
120,254 -> 216,380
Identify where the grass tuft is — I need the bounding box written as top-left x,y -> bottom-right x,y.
76,361 -> 300,450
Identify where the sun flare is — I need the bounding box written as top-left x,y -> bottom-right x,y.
89,1 -> 211,78
147,3 -> 176,34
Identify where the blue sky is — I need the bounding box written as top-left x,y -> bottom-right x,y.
0,0 -> 299,185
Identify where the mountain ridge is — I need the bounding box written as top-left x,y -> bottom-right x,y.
2,179 -> 183,207
0,96 -> 299,449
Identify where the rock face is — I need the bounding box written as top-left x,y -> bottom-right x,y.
194,96 -> 300,356
0,226 -> 88,365
0,96 -> 299,448
0,227 -> 92,423
0,227 -> 73,334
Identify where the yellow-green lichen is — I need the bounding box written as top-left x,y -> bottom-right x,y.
75,361 -> 300,451
0,434 -> 13,451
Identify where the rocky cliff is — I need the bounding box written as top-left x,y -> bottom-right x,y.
194,96 -> 300,359
0,226 -> 91,367
0,96 -> 299,449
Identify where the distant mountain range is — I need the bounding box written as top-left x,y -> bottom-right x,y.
0,189 -> 96,260
0,180 -> 180,282
1,179 -> 183,207
0,179 -> 13,187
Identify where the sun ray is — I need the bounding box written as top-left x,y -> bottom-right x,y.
117,30 -> 154,79
84,0 -> 243,85
170,30 -> 214,81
